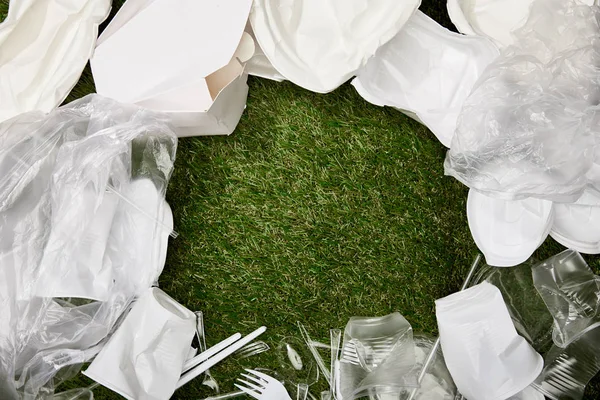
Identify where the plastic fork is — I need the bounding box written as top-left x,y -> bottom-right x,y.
341,338 -> 397,370
235,341 -> 270,359
235,369 -> 292,400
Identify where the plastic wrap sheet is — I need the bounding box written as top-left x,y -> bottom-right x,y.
0,94 -> 178,399
445,0 -> 600,202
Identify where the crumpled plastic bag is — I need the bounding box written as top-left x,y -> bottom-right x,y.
445,0 -> 600,202
0,94 -> 178,399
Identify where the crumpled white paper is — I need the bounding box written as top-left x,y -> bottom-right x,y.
250,0 -> 421,93
353,11 -> 499,147
0,0 -> 111,123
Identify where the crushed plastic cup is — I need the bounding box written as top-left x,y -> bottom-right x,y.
84,287 -> 196,400
467,189 -> 554,267
533,325 -> 600,400
436,281 -> 543,400
249,0 -> 420,93
339,313 -> 418,400
352,10 -> 498,147
550,190 -> 600,254
472,261 -> 555,353
532,249 -> 600,348
412,336 -> 457,400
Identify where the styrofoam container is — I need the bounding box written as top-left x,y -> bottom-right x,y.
249,0 -> 421,93
467,189 -> 553,267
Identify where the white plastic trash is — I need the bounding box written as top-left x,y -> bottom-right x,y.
467,189 -> 553,267
0,0 -> 111,123
249,0 -> 421,93
448,0 -> 596,47
436,282 -> 544,400
352,11 -> 499,147
550,191 -> 600,254
91,0 -> 254,137
84,288 -> 197,400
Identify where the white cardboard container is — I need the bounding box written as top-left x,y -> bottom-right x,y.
91,0 -> 254,137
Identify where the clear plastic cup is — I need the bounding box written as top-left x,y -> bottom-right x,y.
532,249 -> 600,347
339,313 -> 418,400
473,260 -> 554,353
533,325 -> 600,400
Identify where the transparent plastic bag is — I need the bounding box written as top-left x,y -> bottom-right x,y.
445,0 -> 600,202
0,94 -> 178,399
339,313 -> 418,400
532,250 -> 600,348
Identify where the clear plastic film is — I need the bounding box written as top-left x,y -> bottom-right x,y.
445,0 -> 600,202
0,94 -> 178,399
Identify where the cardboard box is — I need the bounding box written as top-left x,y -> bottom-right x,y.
91,0 -> 254,137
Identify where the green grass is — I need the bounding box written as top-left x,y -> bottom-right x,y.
2,0 -> 600,398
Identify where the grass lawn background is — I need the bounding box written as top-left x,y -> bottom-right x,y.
1,0 -> 599,398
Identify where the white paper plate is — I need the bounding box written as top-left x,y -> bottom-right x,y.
467,189 -> 553,267
250,0 -> 421,93
0,0 -> 111,123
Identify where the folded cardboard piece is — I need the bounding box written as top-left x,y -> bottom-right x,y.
0,0 -> 111,123
91,0 -> 255,137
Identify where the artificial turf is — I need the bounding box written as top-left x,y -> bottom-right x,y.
2,0 -> 600,398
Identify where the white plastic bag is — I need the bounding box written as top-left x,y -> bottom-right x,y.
0,0 -> 111,123
445,0 -> 600,202
249,0 -> 421,93
353,11 -> 499,147
0,94 -> 178,399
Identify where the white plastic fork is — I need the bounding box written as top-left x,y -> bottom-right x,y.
235,369 -> 292,400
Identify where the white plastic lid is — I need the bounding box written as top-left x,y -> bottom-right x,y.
550,191 -> 600,254
467,189 -> 553,267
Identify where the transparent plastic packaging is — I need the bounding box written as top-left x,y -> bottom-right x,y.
532,250 -> 600,348
0,94 -> 178,399
445,0 -> 600,202
339,313 -> 418,400
411,335 -> 457,400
